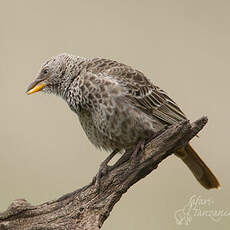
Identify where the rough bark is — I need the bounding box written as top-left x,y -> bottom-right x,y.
0,117 -> 208,230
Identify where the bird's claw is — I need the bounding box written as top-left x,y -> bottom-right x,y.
94,163 -> 112,192
129,140 -> 145,168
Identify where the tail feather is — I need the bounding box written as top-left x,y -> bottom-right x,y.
175,143 -> 220,189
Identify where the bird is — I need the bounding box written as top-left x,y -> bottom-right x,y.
26,53 -> 220,190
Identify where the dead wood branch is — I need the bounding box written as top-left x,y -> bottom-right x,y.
0,117 -> 208,230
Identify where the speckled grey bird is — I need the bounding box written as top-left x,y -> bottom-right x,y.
26,53 -> 220,189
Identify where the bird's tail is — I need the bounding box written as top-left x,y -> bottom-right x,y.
175,143 -> 220,189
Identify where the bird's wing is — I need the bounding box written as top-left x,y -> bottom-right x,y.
101,64 -> 187,125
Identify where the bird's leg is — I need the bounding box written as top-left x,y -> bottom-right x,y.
110,149 -> 133,169
129,140 -> 146,167
94,149 -> 119,190
110,140 -> 146,170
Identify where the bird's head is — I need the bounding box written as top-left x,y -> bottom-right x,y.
26,53 -> 78,95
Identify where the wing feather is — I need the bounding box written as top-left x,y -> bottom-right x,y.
89,59 -> 187,125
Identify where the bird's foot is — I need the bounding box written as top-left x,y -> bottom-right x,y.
94,162 -> 112,192
129,140 -> 145,168
93,149 -> 119,193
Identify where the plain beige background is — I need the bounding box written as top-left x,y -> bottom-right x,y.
0,0 -> 229,229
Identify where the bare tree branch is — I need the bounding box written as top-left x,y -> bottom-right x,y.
0,117 -> 208,230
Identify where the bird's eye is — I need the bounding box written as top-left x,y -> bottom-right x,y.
43,69 -> 49,74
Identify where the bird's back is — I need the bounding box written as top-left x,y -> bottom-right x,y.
67,57 -> 186,151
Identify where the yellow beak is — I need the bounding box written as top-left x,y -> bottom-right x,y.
26,82 -> 47,95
